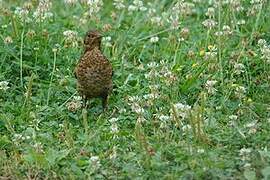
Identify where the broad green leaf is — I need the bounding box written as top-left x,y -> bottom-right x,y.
46,148 -> 70,167
244,169 -> 256,180
261,166 -> 270,180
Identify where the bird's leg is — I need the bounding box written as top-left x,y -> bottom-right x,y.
82,96 -> 88,108
82,96 -> 88,134
101,94 -> 108,111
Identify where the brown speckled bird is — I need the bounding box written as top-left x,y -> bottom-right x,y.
74,30 -> 113,110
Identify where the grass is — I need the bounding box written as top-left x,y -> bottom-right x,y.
0,0 -> 270,179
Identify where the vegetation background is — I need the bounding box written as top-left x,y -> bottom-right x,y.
0,0 -> 270,179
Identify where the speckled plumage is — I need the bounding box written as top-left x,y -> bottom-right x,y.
75,30 -> 113,109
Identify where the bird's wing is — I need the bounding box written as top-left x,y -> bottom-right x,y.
75,48 -> 113,81
93,49 -> 113,78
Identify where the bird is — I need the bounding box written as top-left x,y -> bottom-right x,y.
74,30 -> 113,110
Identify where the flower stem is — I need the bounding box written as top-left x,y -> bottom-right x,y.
46,51 -> 57,105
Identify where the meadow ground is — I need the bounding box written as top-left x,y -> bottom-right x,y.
0,0 -> 270,179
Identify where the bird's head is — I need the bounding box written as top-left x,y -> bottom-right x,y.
84,30 -> 102,51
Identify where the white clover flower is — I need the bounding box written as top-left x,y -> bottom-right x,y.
63,30 -> 79,48
66,101 -> 81,112
111,123 -> 119,133
109,146 -> 117,159
204,51 -> 217,60
38,0 -> 52,12
90,156 -> 100,162
74,95 -> 82,101
214,31 -> 223,36
172,1 -> 195,16
180,27 -> 190,39
258,39 -> 267,47
102,36 -> 112,47
262,47 -> 270,63
52,48 -> 58,53
182,124 -> 191,132
4,36 -> 13,44
45,12 -> 53,18
113,0 -> 125,10
147,7 -> 156,16
258,40 -> 270,63
14,7 -> 29,19
234,85 -> 246,99
208,45 -> 217,52
133,0 -> 143,7
0,81 -> 9,91
139,6 -> 147,11
87,0 -> 103,16
143,93 -> 159,100
205,7 -> 215,18
243,163 -> 251,168
172,103 -> 191,119
229,0 -> 244,12
150,36 -> 159,43
245,121 -> 257,128
109,117 -> 118,123
131,103 -> 144,114
89,156 -> 101,169
168,14 -> 180,29
197,149 -> 205,153
248,0 -> 266,16
128,5 -> 137,12
119,108 -> 126,114
222,25 -> 232,35
174,103 -> 191,111
2,24 -> 8,29
149,85 -> 159,91
144,70 -> 159,79
13,133 -> 23,140
33,142 -> 43,149
63,30 -> 78,38
237,19 -> 246,25
64,0 -> 77,5
137,116 -> 146,123
26,29 -> 36,39
128,95 -> 141,102
229,115 -> 238,121
128,0 -> 146,13
103,36 -> 111,41
250,0 -> 265,4
158,115 -> 170,121
202,19 -> 217,29
161,69 -> 177,86
205,80 -> 217,94
150,16 -> 162,26
33,0 -> 53,22
66,96 -> 82,112
147,62 -> 158,68
234,63 -> 245,75
239,148 -> 252,156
